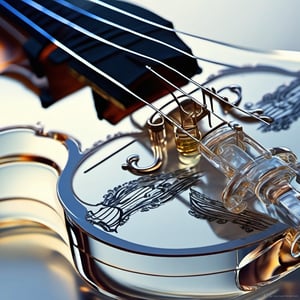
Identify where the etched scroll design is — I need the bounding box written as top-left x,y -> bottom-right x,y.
202,65 -> 300,128
189,189 -> 276,233
86,169 -> 202,232
245,78 -> 300,132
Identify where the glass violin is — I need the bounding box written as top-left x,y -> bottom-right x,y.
1,0 -> 300,299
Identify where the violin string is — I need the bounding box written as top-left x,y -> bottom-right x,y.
1,0 -> 224,164
22,0 -> 204,94
0,1 -> 196,135
56,0 -> 273,123
145,65 -> 233,127
87,0 -> 269,54
20,0 -> 270,124
53,0 -> 236,69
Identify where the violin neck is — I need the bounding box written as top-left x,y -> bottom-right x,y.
0,0 -> 200,124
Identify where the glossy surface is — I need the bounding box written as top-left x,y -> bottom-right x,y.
1,1 -> 300,299
58,67 -> 300,295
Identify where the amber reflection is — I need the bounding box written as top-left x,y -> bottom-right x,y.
238,230 -> 300,290
0,20 -> 24,71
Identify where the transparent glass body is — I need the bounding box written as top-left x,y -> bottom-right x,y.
201,124 -> 300,229
0,127 -> 102,300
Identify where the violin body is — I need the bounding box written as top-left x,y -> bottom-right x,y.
1,1 -> 300,299
56,63 -> 300,298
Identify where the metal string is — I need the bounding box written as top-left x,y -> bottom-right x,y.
2,0 -> 229,167
87,0 -> 270,54
3,0 -> 276,173
20,0 -> 272,124
0,1 -> 202,136
53,0 -> 236,69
